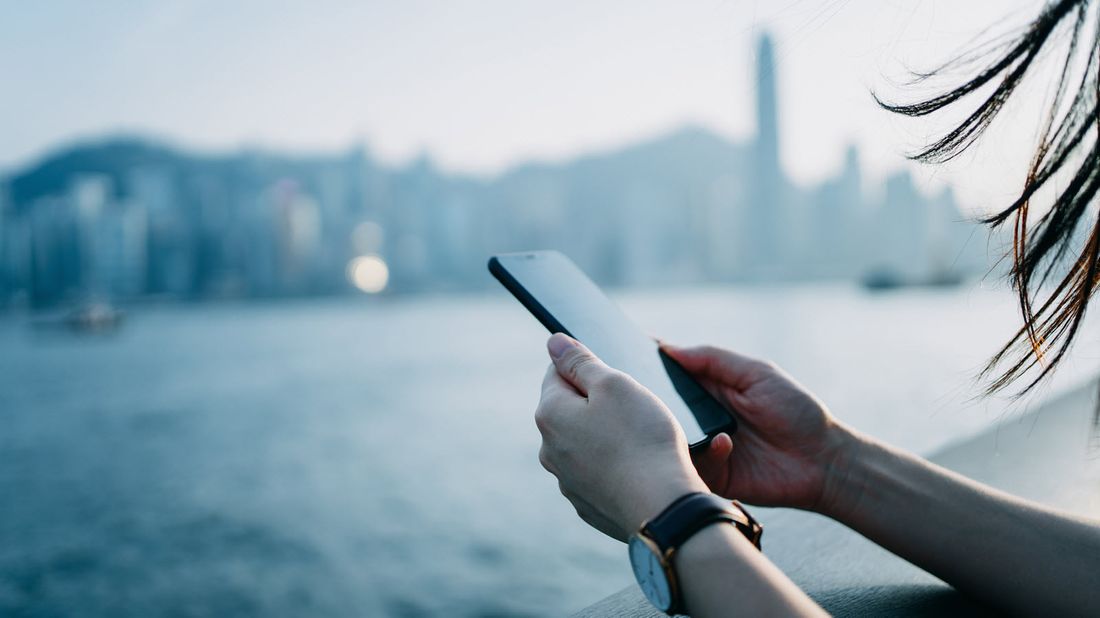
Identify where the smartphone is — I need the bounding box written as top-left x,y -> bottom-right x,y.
488,250 -> 737,449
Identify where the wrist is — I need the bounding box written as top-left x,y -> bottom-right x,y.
677,515 -> 758,565
814,423 -> 875,521
623,464 -> 710,534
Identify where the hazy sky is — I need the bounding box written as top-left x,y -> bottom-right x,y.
2,1 -> 1051,210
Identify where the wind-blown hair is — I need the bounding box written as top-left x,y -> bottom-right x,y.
879,0 -> 1100,398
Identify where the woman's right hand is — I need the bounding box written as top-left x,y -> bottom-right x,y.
661,343 -> 858,515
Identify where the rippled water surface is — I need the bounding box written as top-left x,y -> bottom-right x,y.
2,283 -> 1097,616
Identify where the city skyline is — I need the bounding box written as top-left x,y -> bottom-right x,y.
1,0 -> 1045,213
0,30 -> 994,308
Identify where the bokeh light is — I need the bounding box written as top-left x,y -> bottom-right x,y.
346,255 -> 389,293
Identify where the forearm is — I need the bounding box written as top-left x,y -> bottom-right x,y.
823,428 -> 1100,616
677,523 -> 826,617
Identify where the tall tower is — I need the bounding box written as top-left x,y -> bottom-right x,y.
754,34 -> 780,177
742,32 -> 787,278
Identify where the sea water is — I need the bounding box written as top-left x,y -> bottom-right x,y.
1,282 -> 1097,616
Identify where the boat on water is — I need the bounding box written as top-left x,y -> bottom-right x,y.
861,268 -> 965,292
65,302 -> 125,333
31,301 -> 125,334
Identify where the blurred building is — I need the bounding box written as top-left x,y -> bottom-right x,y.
0,32 -> 992,309
72,174 -> 147,300
742,33 -> 790,280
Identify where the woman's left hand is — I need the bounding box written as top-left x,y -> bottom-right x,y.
535,333 -> 709,542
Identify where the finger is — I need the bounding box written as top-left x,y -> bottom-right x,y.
541,363 -> 582,400
708,432 -> 734,461
547,333 -> 612,396
538,445 -> 556,475
537,366 -> 583,436
691,432 -> 732,482
660,343 -> 768,390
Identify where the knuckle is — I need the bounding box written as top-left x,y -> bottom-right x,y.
538,446 -> 554,473
594,369 -> 628,393
533,405 -> 550,434
565,354 -> 592,379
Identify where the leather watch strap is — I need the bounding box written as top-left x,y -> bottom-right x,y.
643,492 -> 762,552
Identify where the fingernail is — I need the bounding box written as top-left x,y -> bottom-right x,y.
548,333 -> 576,359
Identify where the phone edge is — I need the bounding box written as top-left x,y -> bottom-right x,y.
488,256 -> 574,338
487,254 -> 734,451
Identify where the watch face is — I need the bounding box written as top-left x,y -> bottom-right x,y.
628,535 -> 672,611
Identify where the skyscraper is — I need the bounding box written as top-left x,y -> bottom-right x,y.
742,33 -> 788,278
754,34 -> 780,178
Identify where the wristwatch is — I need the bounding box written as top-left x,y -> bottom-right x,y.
628,492 -> 763,615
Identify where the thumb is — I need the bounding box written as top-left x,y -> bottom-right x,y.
691,431 -> 733,488
547,333 -> 610,396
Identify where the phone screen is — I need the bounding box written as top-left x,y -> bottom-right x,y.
490,251 -> 735,446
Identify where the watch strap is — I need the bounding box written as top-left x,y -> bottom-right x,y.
642,492 -> 762,552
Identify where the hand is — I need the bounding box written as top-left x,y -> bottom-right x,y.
662,344 -> 853,514
536,333 -> 710,542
